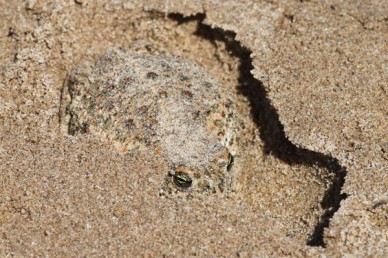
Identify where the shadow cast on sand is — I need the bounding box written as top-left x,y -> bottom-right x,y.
168,13 -> 348,247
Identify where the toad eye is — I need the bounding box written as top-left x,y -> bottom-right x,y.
173,172 -> 193,188
227,153 -> 234,171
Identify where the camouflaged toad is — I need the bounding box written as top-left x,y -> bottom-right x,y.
60,47 -> 236,198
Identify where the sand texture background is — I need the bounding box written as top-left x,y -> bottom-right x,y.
0,0 -> 387,256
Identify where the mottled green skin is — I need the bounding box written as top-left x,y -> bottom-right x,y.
60,47 -> 236,197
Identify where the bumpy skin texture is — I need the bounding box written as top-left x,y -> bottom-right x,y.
60,47 -> 235,197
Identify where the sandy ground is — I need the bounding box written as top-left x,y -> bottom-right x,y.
0,0 -> 387,256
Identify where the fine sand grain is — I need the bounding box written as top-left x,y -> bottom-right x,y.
0,0 -> 387,256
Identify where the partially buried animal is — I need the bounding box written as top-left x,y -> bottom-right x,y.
60,47 -> 236,198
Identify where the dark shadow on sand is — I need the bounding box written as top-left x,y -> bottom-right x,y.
168,13 -> 348,247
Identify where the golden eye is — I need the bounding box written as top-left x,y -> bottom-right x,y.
227,153 -> 234,171
173,172 -> 193,188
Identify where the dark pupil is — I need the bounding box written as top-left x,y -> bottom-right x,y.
173,172 -> 193,188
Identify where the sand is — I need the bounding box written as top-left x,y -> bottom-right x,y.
0,0 -> 387,256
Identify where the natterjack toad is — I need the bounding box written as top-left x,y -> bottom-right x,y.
60,47 -> 236,198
